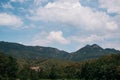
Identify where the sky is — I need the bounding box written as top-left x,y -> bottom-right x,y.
0,0 -> 120,52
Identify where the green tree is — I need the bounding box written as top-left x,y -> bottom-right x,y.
0,52 -> 18,80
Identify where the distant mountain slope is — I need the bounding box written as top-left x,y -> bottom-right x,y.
0,41 -> 70,59
71,44 -> 120,61
0,41 -> 120,61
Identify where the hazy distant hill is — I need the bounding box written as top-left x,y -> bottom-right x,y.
0,41 -> 120,61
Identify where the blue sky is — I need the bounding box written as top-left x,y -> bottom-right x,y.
0,0 -> 120,52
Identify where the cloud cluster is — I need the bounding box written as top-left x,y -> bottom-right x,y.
33,0 -> 49,6
10,0 -> 27,3
29,0 -> 118,31
47,31 -> 70,44
99,0 -> 120,14
32,31 -> 70,46
0,13 -> 23,27
71,35 -> 104,44
2,2 -> 14,9
27,0 -> 120,51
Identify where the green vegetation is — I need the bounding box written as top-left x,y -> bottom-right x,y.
0,41 -> 70,60
0,41 -> 120,61
0,41 -> 120,80
0,52 -> 18,80
1,51 -> 120,80
72,44 -> 120,61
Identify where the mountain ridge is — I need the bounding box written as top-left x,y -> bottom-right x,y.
0,41 -> 120,61
72,44 -> 120,61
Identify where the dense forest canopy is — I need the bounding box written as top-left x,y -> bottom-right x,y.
0,51 -> 120,80
0,52 -> 18,80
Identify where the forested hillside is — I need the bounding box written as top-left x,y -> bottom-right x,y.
0,41 -> 120,79
18,54 -> 120,80
1,52 -> 120,80
72,44 -> 120,61
0,41 -> 70,60
0,41 -> 120,61
0,50 -> 120,80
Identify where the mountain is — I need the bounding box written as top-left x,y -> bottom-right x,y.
0,41 -> 70,59
71,44 -> 120,61
0,41 -> 120,61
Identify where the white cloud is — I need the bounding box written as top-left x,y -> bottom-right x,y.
47,31 -> 69,44
70,31 -> 120,50
0,13 -> 23,27
99,0 -> 120,14
34,0 -> 42,6
106,21 -> 118,30
2,3 -> 14,9
102,42 -> 120,50
10,0 -> 27,3
25,24 -> 36,28
71,31 -> 120,43
33,0 -> 48,6
32,31 -> 70,46
28,0 -> 118,31
71,35 -> 104,44
113,15 -> 120,29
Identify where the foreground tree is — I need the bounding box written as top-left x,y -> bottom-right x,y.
0,52 -> 18,80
